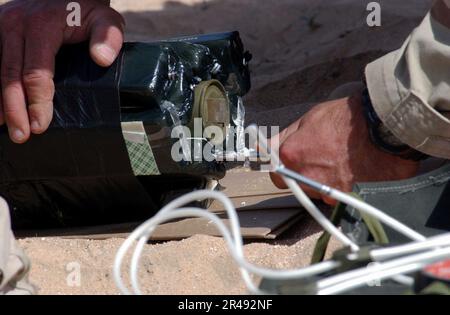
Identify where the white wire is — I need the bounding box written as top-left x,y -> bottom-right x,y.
391,274 -> 415,286
371,233 -> 450,261
284,178 -> 359,251
318,246 -> 450,295
127,207 -> 339,295
114,190 -> 261,295
318,264 -> 422,295
114,191 -> 338,295
318,246 -> 450,293
129,208 -> 251,295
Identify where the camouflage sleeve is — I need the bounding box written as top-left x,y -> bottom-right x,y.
365,0 -> 450,159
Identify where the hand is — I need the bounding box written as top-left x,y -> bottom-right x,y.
270,94 -> 420,205
0,0 -> 124,143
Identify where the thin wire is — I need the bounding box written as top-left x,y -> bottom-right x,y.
284,178 -> 359,251
114,190 -> 262,295
318,264 -> 421,295
318,247 -> 450,295
128,208 -> 339,295
318,247 -> 450,292
274,164 -> 426,242
372,233 -> 450,260
114,191 -> 338,295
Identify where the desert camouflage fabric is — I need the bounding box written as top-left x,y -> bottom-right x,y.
366,0 -> 450,159
0,198 -> 35,295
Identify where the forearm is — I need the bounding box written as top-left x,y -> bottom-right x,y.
365,0 -> 450,159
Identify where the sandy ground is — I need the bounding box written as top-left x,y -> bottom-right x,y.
15,0 -> 433,295
18,224 -> 341,295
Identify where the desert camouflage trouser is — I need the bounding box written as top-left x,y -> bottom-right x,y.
0,198 -> 35,295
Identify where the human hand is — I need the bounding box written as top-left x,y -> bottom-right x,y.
0,0 -> 124,143
270,94 -> 419,205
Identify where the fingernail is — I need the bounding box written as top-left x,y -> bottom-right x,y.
95,44 -> 117,64
31,120 -> 40,131
12,129 -> 25,142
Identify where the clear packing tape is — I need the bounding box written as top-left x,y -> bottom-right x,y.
114,126 -> 450,295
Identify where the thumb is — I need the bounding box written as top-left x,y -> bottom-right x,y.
88,8 -> 124,67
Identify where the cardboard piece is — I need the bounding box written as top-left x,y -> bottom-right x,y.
209,168 -> 299,212
16,209 -> 304,241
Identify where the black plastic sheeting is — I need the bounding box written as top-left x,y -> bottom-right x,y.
0,32 -> 251,229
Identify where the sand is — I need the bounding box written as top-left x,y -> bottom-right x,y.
15,0 -> 433,294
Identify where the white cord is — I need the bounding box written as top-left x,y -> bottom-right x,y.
285,178 -> 359,251
129,208 -> 341,294
129,208 -> 257,295
372,233 -> 450,261
318,247 -> 450,291
318,247 -> 450,295
318,264 -> 422,295
114,190 -> 261,295
114,191 -> 338,295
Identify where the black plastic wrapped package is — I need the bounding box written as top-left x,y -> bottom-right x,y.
0,32 -> 251,229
